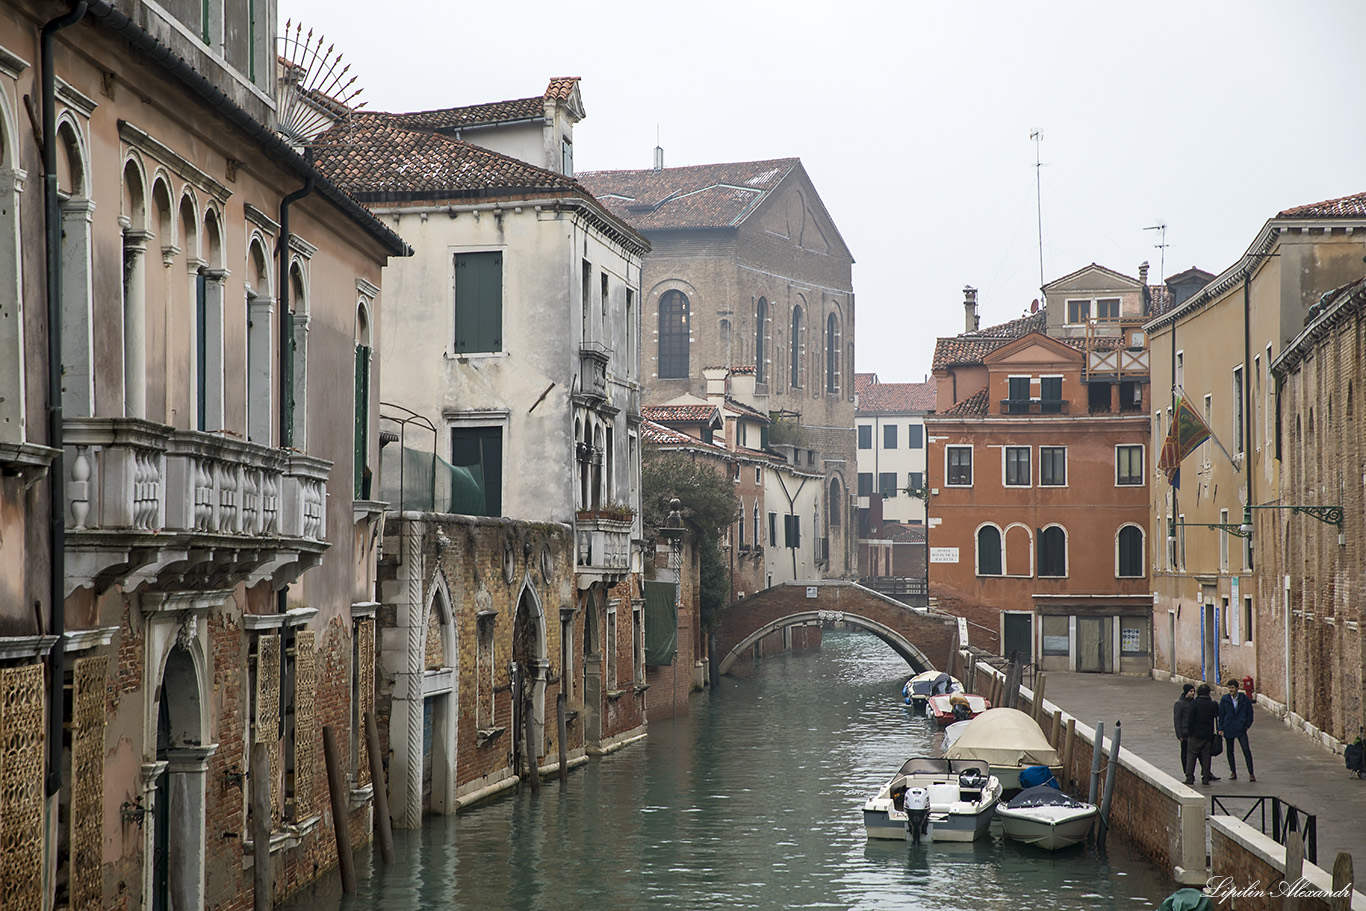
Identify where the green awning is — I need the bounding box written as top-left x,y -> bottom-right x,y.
643,580 -> 677,666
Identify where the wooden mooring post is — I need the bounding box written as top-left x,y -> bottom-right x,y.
1031,674 -> 1046,721
364,711 -> 395,865
1061,717 -> 1076,789
323,725 -> 357,893
251,743 -> 271,911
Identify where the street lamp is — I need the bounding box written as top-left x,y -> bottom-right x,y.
657,498 -> 686,704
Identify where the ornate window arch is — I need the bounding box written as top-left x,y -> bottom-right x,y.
790,303 -> 805,388
1117,524 -> 1145,578
755,297 -> 769,384
976,523 -> 1003,575
1038,524 -> 1068,577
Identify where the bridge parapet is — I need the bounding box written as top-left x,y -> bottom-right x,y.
715,581 -> 961,677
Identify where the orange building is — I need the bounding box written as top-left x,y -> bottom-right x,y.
926,271 -> 1155,674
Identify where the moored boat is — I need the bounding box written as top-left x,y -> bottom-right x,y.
902,671 -> 962,710
995,785 -> 1098,850
862,757 -> 1002,842
927,692 -> 990,726
942,707 -> 1062,792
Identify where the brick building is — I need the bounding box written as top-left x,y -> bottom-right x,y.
926,270 -> 1155,672
579,157 -> 858,581
0,2 -> 409,909
1262,275 -> 1364,745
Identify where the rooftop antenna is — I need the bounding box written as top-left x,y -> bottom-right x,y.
1144,222 -> 1169,282
1031,129 -> 1045,291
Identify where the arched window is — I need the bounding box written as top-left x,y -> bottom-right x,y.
828,477 -> 842,526
755,297 -> 768,384
826,313 -> 841,395
790,305 -> 804,388
1038,526 -> 1067,577
658,290 -> 689,378
977,525 -> 1002,575
1118,525 -> 1144,577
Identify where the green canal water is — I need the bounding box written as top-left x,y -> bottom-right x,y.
283,630 -> 1178,910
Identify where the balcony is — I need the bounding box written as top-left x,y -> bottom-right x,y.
999,399 -> 1070,415
574,508 -> 632,588
577,343 -> 611,403
64,418 -> 331,596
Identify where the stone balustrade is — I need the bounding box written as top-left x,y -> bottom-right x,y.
64,417 -> 332,594
574,512 -> 632,583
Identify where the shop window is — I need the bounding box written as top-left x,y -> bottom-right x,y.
1042,616 -> 1070,656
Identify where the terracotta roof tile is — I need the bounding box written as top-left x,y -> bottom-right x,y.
577,159 -> 799,230
313,113 -> 581,200
932,336 -> 1013,371
723,397 -> 769,421
543,76 -> 581,103
856,380 -> 936,414
641,404 -> 720,424
387,78 -> 580,132
642,420 -> 723,448
730,365 -> 757,375
939,387 -> 989,417
1277,191 -> 1366,219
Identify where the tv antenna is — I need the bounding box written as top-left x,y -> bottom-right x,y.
1144,222 -> 1169,282
276,20 -> 366,149
1031,129 -> 1045,291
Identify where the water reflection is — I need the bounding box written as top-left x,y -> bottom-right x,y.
283,631 -> 1174,911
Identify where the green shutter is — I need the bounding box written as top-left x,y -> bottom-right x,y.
643,580 -> 678,666
454,252 -> 503,353
354,345 -> 369,498
196,271 -> 207,431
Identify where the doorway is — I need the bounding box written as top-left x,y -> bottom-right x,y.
1077,617 -> 1114,673
1002,613 -> 1033,664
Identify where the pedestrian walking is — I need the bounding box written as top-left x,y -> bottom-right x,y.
1218,678 -> 1255,781
1173,683 -> 1195,773
1184,683 -> 1222,785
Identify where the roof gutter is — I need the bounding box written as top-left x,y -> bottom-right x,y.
83,0 -> 411,258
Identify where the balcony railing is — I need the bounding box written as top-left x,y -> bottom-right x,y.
999,399 -> 1069,415
574,510 -> 631,580
64,417 -> 331,594
578,344 -> 610,402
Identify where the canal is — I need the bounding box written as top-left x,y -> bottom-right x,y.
283,630 -> 1177,911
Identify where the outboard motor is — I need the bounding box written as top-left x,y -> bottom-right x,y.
904,787 -> 930,845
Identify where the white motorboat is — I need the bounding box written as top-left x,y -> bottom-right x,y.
863,757 -> 1002,842
902,671 -> 961,710
927,692 -> 990,726
942,707 -> 1062,791
995,785 -> 1098,850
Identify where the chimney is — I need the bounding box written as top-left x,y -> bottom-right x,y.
963,286 -> 979,332
653,145 -> 664,171
1138,260 -> 1150,286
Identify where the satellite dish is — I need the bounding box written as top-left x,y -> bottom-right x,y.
275,20 -> 367,149
1030,299 -> 1039,313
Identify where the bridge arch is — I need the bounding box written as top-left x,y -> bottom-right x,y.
715,581 -> 960,678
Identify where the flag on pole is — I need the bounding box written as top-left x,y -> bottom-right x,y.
1158,394 -> 1212,488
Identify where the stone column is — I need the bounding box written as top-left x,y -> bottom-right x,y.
166,744 -> 218,911
123,229 -> 152,419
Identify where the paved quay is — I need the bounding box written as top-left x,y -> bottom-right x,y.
1036,671 -> 1366,868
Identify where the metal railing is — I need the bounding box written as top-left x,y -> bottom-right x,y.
999,398 -> 1069,415
1210,795 -> 1317,864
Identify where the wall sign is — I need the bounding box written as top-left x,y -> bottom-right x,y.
930,547 -> 959,564
806,586 -> 818,599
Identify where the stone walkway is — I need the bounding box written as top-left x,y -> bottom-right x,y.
1036,671 -> 1366,869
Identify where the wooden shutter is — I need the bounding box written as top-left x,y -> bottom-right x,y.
454,252 -> 503,353
354,345 -> 370,497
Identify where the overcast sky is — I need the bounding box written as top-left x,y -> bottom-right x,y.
280,0 -> 1366,382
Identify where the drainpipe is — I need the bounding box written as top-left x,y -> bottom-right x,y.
277,174 -> 314,616
42,0 -> 88,799
1242,270 -> 1254,535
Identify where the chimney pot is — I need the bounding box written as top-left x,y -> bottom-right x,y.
1139,260 -> 1150,285
963,286 -> 979,332
653,146 -> 664,171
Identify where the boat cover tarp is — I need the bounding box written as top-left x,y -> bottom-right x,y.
642,580 -> 677,666
943,708 -> 1061,768
1018,765 -> 1059,789
1005,785 -> 1090,810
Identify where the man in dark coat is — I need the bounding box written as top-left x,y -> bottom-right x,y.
1218,678 -> 1255,781
1184,683 -> 1222,785
1173,683 -> 1195,773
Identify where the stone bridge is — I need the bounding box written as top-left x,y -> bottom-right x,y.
715,581 -> 963,676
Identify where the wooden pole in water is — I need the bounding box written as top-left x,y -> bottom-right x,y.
1283,829 -> 1303,911
1088,721 -> 1104,806
250,742 -> 271,911
1050,708 -> 1062,750
965,658 -> 977,695
1098,720 -> 1121,848
322,725 -> 357,893
558,692 -> 569,782
1032,674 -> 1046,722
1329,853 -> 1353,911
364,711 -> 395,865
1062,717 -> 1076,789
524,697 -> 540,795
